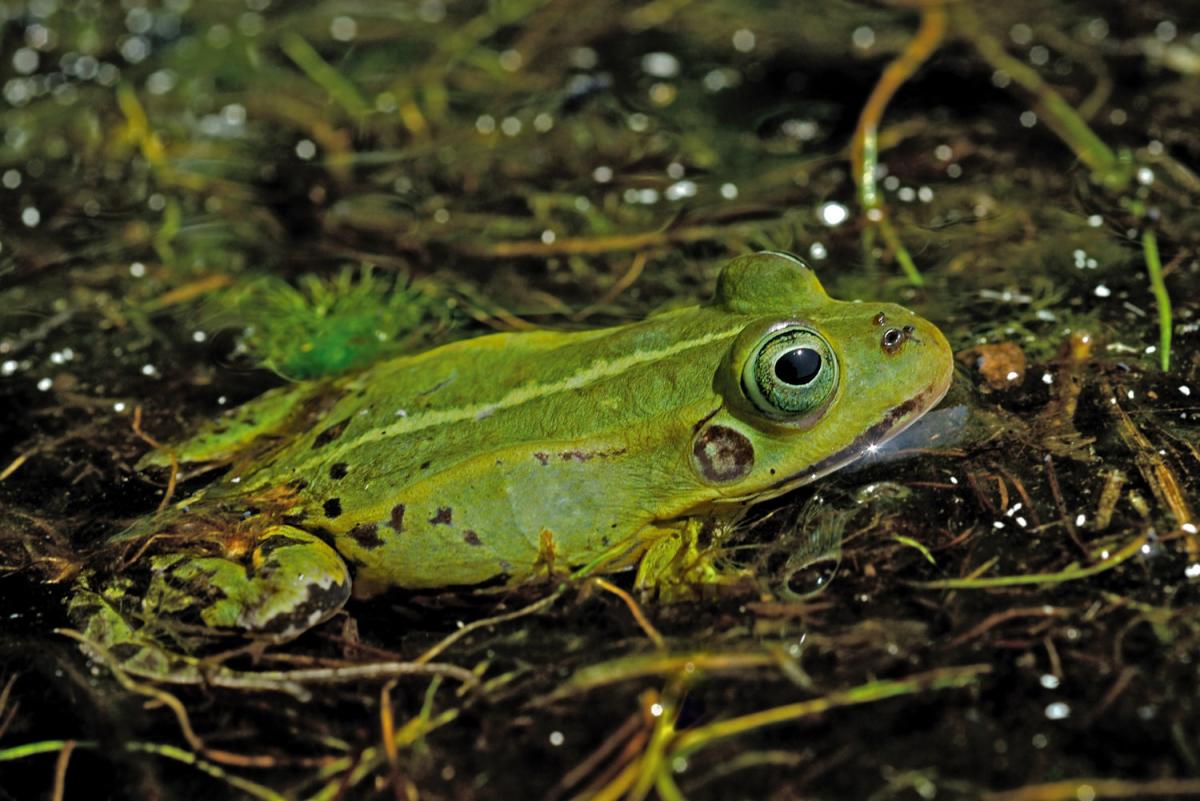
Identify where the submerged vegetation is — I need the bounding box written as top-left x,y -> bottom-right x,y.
216,267 -> 447,378
1,1 -> 1199,800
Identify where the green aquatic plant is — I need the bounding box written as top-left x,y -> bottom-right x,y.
218,267 -> 445,379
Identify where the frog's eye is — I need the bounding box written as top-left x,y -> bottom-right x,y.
742,326 -> 838,418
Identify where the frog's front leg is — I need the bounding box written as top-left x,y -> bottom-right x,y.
634,517 -> 751,600
70,526 -> 350,682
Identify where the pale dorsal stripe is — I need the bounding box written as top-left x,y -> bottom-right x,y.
277,323 -> 745,480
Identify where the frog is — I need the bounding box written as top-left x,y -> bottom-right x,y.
69,251 -> 953,682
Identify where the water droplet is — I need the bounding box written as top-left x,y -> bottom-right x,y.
818,201 -> 848,226
732,29 -> 756,52
1009,23 -> 1033,45
784,558 -> 839,597
330,15 -> 358,41
1044,702 -> 1071,720
665,180 -> 696,201
640,52 -> 679,78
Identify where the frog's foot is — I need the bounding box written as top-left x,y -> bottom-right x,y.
69,527 -> 351,682
634,518 -> 753,601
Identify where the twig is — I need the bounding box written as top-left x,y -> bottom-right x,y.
415,584 -> 567,665
979,777 -> 1200,801
849,1 -> 946,286
593,578 -> 665,649
911,530 -> 1148,589
131,405 -> 178,512
50,741 -> 75,801
1141,228 -> 1172,372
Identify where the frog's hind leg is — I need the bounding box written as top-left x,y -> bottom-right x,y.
69,526 -> 351,683
146,526 -> 352,639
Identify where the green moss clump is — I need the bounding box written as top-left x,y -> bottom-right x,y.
219,267 -> 445,379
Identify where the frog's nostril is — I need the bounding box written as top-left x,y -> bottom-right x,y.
881,327 -> 906,354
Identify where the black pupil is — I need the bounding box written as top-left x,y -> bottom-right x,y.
774,348 -> 821,386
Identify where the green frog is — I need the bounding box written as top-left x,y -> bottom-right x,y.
70,252 -> 953,681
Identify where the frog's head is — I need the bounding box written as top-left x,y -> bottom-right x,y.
689,251 -> 954,502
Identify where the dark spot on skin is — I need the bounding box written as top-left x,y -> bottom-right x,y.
312,418 -> 350,449
559,447 -> 628,462
348,523 -> 384,549
873,312 -> 887,326
329,462 -> 348,480
769,468 -> 776,475
534,452 -> 550,465
420,460 -> 431,470
259,579 -> 350,634
429,507 -> 453,525
288,479 -> 309,492
282,514 -> 306,527
323,498 -> 342,518
462,530 -> 483,546
257,534 -> 301,557
691,424 -> 755,483
881,327 -> 908,354
309,527 -> 337,548
390,504 -> 406,532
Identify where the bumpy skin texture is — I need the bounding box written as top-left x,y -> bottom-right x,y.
81,252 -> 953,653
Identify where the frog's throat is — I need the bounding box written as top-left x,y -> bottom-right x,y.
722,372 -> 952,504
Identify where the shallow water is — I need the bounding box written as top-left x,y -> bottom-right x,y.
2,2 -> 1199,800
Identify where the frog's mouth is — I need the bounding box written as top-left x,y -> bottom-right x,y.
726,372 -> 952,504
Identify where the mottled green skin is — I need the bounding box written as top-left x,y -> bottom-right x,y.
77,252 -> 953,657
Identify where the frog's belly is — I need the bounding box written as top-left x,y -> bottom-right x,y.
322,447 -> 654,589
